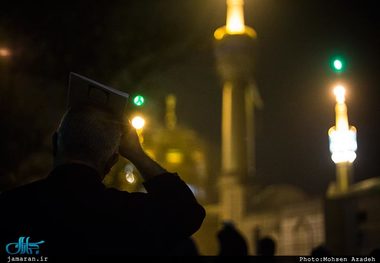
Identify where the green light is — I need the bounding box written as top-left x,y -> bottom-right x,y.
333,59 -> 343,71
133,95 -> 145,106
330,57 -> 345,73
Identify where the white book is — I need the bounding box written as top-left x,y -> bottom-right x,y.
67,72 -> 129,121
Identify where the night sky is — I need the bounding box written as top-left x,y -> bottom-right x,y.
0,0 -> 379,195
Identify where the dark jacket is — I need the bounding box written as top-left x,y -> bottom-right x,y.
0,163 -> 205,257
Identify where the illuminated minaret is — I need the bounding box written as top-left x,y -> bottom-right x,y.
214,0 -> 262,222
328,85 -> 357,194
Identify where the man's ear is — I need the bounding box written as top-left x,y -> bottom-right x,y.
52,132 -> 58,157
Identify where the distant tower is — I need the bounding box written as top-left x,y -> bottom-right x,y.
214,0 -> 262,222
328,85 -> 357,195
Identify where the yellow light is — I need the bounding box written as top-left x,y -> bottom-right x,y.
333,85 -> 346,104
166,149 -> 183,164
0,48 -> 11,57
131,116 -> 145,130
214,28 -> 225,40
226,0 -> 245,34
214,0 -> 257,40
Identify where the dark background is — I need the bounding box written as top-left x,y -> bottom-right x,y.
0,0 -> 379,195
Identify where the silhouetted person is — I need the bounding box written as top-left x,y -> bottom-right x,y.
217,222 -> 248,256
256,236 -> 276,256
310,244 -> 332,257
0,105 -> 205,257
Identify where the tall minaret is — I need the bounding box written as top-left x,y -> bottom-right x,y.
214,0 -> 262,222
165,94 -> 177,130
328,85 -> 357,195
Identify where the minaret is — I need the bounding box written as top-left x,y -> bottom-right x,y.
328,85 -> 357,195
214,0 -> 262,222
165,94 -> 177,130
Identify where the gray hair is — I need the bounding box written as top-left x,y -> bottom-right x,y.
56,105 -> 122,167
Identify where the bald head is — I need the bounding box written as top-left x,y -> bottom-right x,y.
55,105 -> 122,174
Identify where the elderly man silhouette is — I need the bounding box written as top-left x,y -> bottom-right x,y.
0,74 -> 205,258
